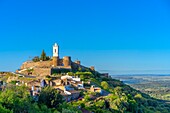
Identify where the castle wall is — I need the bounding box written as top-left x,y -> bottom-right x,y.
33,67 -> 51,76
18,43 -> 98,76
21,61 -> 52,69
19,60 -> 93,76
71,62 -> 91,71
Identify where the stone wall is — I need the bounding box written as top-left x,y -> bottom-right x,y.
21,61 -> 53,69
71,62 -> 91,71
19,56 -> 95,76
32,67 -> 51,76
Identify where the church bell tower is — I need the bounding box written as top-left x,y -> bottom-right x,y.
53,43 -> 59,67
53,43 -> 59,57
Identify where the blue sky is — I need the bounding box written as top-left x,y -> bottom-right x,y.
0,0 -> 170,74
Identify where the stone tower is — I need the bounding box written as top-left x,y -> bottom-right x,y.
53,43 -> 59,67
63,56 -> 71,67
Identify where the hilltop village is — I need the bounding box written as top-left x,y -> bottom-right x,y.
1,44 -> 170,112
5,43 -> 109,102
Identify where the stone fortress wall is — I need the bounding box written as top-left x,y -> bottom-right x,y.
19,59 -> 93,76
21,56 -> 72,70
18,43 -> 95,76
20,61 -> 53,69
33,67 -> 51,76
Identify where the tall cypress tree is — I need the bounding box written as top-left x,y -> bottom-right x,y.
41,50 -> 47,61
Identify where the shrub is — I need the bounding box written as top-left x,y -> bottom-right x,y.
101,81 -> 109,90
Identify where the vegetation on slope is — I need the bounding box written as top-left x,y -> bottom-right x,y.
113,75 -> 170,101
70,73 -> 170,113
0,72 -> 170,113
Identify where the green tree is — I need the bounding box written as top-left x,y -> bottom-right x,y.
46,56 -> 51,61
0,104 -> 11,113
80,75 -> 85,81
40,50 -> 47,61
38,87 -> 64,109
101,81 -> 109,90
0,85 -> 33,113
61,102 -> 81,113
67,72 -> 74,76
32,56 -> 40,62
114,87 -> 123,97
128,100 -> 138,112
78,67 -> 82,72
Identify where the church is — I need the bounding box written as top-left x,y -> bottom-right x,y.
17,43 -> 95,76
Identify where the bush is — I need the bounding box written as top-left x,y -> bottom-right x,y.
67,72 -> 74,76
101,81 -> 109,90
32,56 -> 40,62
102,78 -> 110,81
9,80 -> 18,85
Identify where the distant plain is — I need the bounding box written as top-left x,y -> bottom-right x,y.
112,74 -> 170,101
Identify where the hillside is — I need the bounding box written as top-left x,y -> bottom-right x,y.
70,73 -> 170,113
113,75 -> 170,102
0,72 -> 170,113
